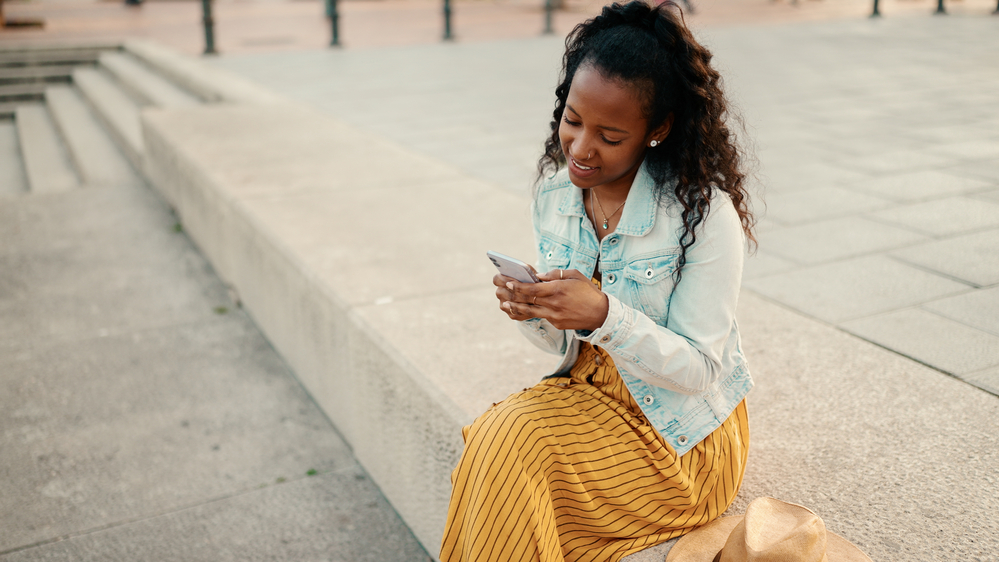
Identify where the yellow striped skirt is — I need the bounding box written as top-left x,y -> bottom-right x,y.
441,342 -> 750,562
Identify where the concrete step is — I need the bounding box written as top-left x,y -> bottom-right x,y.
46,85 -> 142,188
14,104 -> 80,194
0,82 -> 47,103
99,52 -> 199,108
124,40 -> 281,105
0,120 -> 29,197
0,101 -> 19,119
72,67 -> 143,166
0,45 -> 116,67
0,64 -> 79,85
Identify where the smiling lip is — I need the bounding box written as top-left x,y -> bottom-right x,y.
570,157 -> 599,178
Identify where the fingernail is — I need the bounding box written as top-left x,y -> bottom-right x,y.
506,282 -> 514,290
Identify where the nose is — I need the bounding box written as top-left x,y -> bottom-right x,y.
568,133 -> 594,162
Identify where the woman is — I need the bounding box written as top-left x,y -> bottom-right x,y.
441,2 -> 757,561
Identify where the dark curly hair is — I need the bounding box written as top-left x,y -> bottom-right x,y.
537,0 -> 756,283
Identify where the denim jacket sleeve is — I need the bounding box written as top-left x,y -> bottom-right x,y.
576,197 -> 745,395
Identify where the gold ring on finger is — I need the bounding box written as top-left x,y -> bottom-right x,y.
533,296 -> 538,305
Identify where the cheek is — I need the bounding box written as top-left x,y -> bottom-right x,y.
557,125 -> 569,151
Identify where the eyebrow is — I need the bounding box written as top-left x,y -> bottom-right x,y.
565,104 -> 630,135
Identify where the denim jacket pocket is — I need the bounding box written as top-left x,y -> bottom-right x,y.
623,251 -> 680,323
539,236 -> 573,272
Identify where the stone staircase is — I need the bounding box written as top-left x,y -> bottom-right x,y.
0,42 -> 205,198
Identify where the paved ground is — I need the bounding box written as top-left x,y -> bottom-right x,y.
4,0 -> 997,55
0,183 -> 432,560
211,14 -> 999,395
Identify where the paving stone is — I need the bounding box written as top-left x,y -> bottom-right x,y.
972,188 -> 999,204
848,169 -> 995,203
933,138 -> 999,162
744,255 -> 968,323
742,249 -> 799,280
843,147 -> 958,175
758,160 -> 870,193
760,216 -> 928,265
761,185 -> 893,226
840,308 -> 999,376
891,228 -> 999,287
867,196 -> 999,237
922,286 -> 999,337
951,159 -> 999,184
1,468 -> 432,562
964,366 -> 999,396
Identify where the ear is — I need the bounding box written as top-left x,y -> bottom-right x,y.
648,113 -> 675,146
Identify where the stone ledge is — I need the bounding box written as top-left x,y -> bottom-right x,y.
141,101 -> 550,556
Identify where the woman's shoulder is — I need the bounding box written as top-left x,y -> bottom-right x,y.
536,167 -> 573,198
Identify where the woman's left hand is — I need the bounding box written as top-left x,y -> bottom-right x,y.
502,269 -> 609,332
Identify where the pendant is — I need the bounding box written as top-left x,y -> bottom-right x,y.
602,220 -> 609,230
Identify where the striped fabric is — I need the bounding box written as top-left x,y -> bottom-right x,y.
441,342 -> 750,562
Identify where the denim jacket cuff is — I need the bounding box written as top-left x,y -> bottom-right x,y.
576,293 -> 633,348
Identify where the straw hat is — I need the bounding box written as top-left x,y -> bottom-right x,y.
666,497 -> 873,562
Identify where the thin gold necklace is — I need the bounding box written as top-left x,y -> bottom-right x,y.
590,188 -> 626,231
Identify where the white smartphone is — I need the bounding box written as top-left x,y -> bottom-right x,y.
487,251 -> 542,284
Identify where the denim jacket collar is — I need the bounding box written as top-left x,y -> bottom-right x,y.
555,161 -> 658,237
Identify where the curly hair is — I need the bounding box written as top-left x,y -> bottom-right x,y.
537,0 -> 756,284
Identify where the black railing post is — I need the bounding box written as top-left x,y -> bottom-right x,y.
201,0 -> 216,54
544,0 -> 553,34
443,0 -> 453,40
871,0 -> 881,17
326,0 -> 339,46
935,0 -> 946,14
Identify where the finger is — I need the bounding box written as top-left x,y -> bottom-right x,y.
493,273 -> 516,288
560,269 -> 589,281
495,286 -> 515,303
506,279 -> 559,302
502,299 -> 539,320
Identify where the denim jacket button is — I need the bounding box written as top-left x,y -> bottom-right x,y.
677,435 -> 689,446
546,251 -> 553,260
609,237 -> 619,245
606,273 -> 616,284
643,395 -> 654,405
645,267 -> 654,279
600,335 -> 611,344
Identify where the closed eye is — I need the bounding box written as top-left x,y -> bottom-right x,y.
563,116 -> 624,145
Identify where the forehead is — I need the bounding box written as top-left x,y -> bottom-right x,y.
566,65 -> 647,129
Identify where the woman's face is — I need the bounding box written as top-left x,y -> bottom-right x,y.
559,65 -> 665,193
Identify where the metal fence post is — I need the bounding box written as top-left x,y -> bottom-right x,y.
326,0 -> 339,46
935,0 -> 946,14
544,0 -> 553,34
443,0 -> 453,40
201,0 -> 216,55
871,0 -> 880,17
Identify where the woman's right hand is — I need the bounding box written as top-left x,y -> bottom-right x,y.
493,264 -> 539,321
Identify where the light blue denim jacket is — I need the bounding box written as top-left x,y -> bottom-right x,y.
519,163 -> 753,456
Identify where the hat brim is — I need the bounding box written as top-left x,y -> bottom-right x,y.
665,516 -> 874,562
